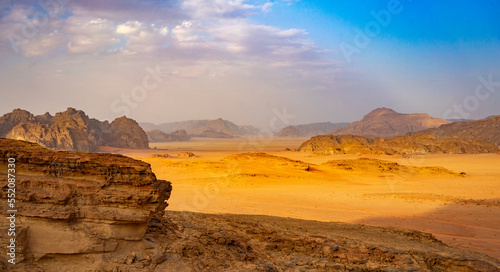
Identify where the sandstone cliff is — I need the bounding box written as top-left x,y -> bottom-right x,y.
0,138 -> 171,271
0,108 -> 149,152
299,134 -> 499,155
331,107 -> 450,138
408,115 -> 500,145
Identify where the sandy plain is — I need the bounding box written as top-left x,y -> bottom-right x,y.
114,137 -> 500,260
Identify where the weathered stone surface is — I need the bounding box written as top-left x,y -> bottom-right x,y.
0,108 -> 149,152
0,139 -> 171,265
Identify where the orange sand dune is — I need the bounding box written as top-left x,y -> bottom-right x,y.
119,138 -> 500,260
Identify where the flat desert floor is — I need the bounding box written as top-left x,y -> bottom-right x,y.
114,137 -> 500,260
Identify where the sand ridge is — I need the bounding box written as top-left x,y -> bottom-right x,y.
117,138 -> 500,260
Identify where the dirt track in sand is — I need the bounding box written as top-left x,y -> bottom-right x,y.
111,137 -> 500,260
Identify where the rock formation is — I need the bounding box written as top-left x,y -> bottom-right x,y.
107,116 -> 149,149
331,107 -> 450,138
141,118 -> 259,138
0,108 -> 149,152
408,115 -> 500,145
299,134 -> 499,155
277,122 -> 349,137
0,138 -> 171,271
146,129 -> 190,142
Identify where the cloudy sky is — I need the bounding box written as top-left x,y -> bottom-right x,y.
0,0 -> 499,127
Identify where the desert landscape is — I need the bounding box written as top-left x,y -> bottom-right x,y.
128,138 -> 500,260
1,107 -> 500,271
1,1 -> 500,271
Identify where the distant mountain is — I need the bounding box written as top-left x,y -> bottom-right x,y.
0,108 -> 149,152
146,129 -> 191,142
140,118 -> 259,138
330,108 -> 450,138
446,119 -> 473,123
276,122 -> 349,137
408,115 -> 500,145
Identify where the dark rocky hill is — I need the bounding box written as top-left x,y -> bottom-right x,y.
409,115 -> 500,145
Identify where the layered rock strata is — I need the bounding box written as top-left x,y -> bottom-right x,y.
0,139 -> 171,269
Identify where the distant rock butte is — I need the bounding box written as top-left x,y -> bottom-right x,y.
408,115 -> 500,146
277,122 -> 349,137
299,134 -> 499,155
141,118 -> 259,138
147,129 -> 190,142
0,108 -> 149,152
331,107 -> 450,138
0,138 -> 171,267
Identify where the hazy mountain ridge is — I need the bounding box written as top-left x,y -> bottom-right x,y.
276,122 -> 349,137
0,108 -> 149,152
146,129 -> 191,142
140,118 -> 260,138
408,115 -> 500,146
331,107 -> 451,138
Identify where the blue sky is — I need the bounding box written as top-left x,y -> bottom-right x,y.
0,0 -> 499,127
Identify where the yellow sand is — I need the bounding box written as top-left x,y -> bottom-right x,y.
117,137 -> 500,259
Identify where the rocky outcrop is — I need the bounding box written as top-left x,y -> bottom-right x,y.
277,122 -> 349,137
146,129 -> 190,142
0,138 -> 171,270
299,134 -> 499,155
409,115 -> 500,145
0,108 -> 149,152
107,116 -> 149,149
331,107 -> 450,138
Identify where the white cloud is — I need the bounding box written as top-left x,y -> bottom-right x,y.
116,20 -> 169,53
65,18 -> 119,54
181,0 -> 256,18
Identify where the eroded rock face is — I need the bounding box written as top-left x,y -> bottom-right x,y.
0,108 -> 149,152
0,139 -> 171,267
